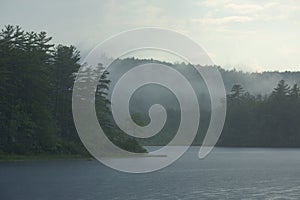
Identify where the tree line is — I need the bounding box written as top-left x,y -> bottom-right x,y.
1,25 -> 300,156
219,80 -> 300,147
0,25 -> 145,155
0,25 -> 84,154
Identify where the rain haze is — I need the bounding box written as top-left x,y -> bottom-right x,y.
2,1 -> 300,200
1,0 -> 300,71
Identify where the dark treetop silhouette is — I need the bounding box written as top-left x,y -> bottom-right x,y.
1,25 -> 300,158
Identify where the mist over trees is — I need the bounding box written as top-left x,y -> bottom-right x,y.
104,58 -> 300,147
219,80 -> 300,147
1,25 -> 300,156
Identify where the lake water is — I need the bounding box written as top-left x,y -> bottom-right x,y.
1,147 -> 300,200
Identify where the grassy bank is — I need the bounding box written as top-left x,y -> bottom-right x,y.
0,154 -> 93,162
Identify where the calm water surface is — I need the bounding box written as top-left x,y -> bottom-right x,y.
1,147 -> 300,200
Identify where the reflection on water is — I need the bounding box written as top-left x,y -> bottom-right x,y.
1,147 -> 300,199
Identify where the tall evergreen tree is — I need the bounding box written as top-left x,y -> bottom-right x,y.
289,84 -> 300,98
271,80 -> 290,99
0,25 -> 57,153
52,45 -> 80,141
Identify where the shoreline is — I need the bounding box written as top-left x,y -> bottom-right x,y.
0,154 -> 93,162
0,153 -> 167,162
2,146 -> 300,162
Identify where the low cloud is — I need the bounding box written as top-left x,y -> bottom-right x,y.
192,16 -> 252,25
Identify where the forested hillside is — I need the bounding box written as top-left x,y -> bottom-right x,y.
0,25 -> 145,156
104,58 -> 300,147
1,25 -> 300,157
219,80 -> 300,147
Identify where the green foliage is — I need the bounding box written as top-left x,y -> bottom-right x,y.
2,24 -> 300,157
0,25 -> 146,156
52,44 -> 80,141
0,25 -> 57,154
94,57 -> 300,148
95,68 -> 147,153
219,81 -> 300,147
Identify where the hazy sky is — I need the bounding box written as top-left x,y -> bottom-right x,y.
1,0 -> 300,72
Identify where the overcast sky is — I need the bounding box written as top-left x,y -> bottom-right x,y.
1,0 -> 300,72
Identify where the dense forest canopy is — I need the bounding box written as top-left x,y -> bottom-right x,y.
1,25 -> 300,156
0,25 -> 145,155
220,80 -> 300,147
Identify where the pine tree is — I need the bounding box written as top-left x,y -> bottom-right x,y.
271,80 -> 290,100
52,45 -> 80,141
289,84 -> 300,98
